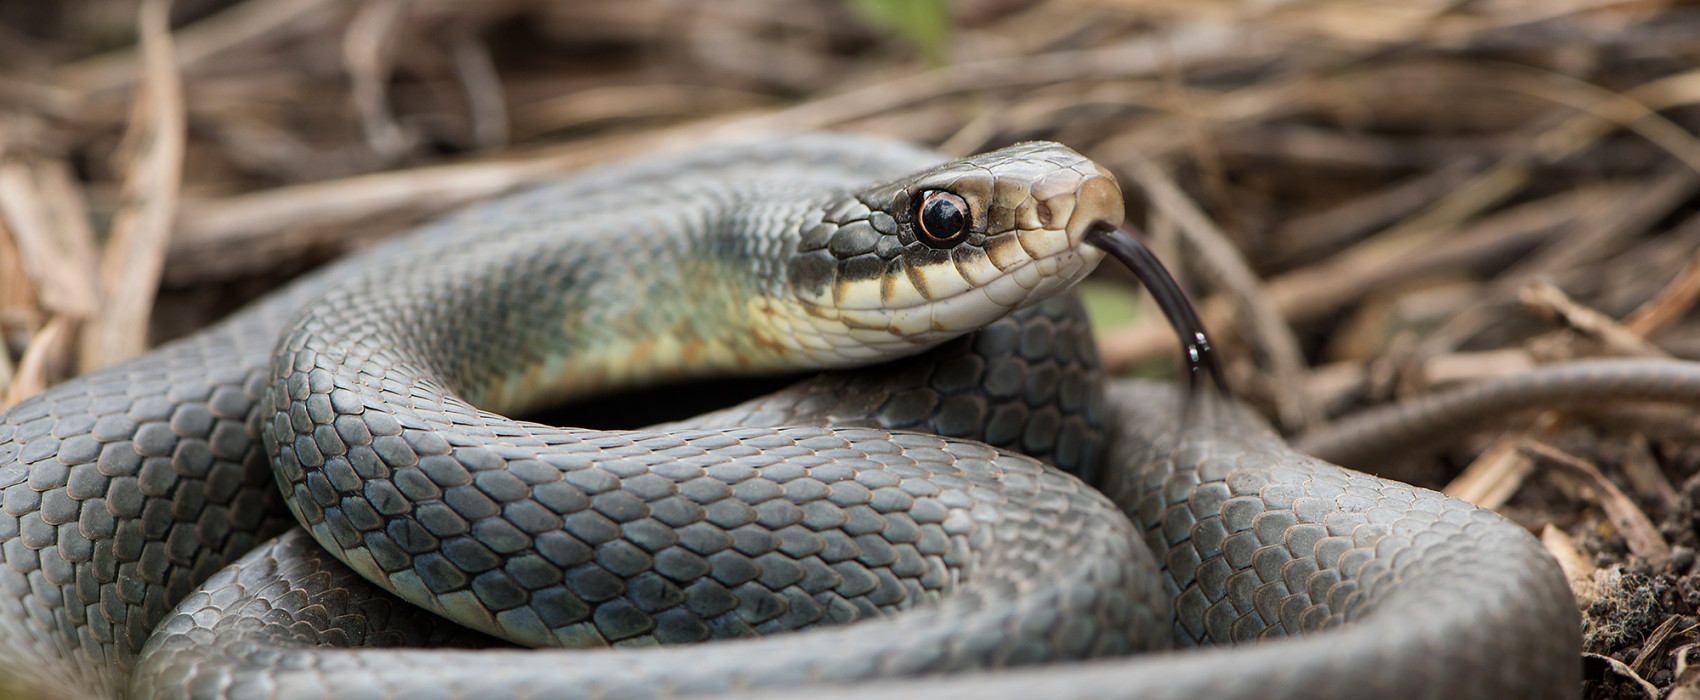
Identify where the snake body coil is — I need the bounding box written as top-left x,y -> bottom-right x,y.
0,134 -> 1579,699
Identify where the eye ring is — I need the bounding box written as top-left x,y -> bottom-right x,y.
916,190 -> 970,248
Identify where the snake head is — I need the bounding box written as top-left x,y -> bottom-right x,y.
780,141 -> 1123,365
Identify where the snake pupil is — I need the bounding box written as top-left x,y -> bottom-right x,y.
917,190 -> 969,247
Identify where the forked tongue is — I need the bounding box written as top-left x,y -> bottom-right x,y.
1085,223 -> 1224,393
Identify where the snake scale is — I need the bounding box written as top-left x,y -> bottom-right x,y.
0,133 -> 1589,699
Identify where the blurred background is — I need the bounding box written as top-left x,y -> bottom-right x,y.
0,1 -> 1697,697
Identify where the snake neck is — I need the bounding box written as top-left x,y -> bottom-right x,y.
320,187 -> 866,419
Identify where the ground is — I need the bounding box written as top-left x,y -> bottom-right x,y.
1,1 -> 1698,697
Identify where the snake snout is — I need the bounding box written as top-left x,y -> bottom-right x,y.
1061,163 -> 1126,247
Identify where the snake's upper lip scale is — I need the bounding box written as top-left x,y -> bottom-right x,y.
1085,223 -> 1223,390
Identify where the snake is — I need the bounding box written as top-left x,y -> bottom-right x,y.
0,132 -> 1599,699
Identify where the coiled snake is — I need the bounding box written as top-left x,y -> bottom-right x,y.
0,133 -> 1591,699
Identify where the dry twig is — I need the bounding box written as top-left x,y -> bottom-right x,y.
79,0 -> 185,373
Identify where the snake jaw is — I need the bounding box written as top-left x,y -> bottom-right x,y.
778,141 -> 1123,368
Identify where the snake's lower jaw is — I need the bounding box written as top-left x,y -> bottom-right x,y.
1007,242 -> 1108,311
862,242 -> 1106,337
793,229 -> 1112,364
766,246 -> 1105,369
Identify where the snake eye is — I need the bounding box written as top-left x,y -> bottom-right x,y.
916,191 -> 970,248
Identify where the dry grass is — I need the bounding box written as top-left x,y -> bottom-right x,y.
2,0 -> 1699,697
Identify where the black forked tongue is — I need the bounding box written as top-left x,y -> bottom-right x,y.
1086,223 -> 1225,393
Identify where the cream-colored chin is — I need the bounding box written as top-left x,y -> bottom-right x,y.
764,243 -> 1106,369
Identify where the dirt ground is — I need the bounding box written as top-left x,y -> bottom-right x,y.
3,1 -> 1700,697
